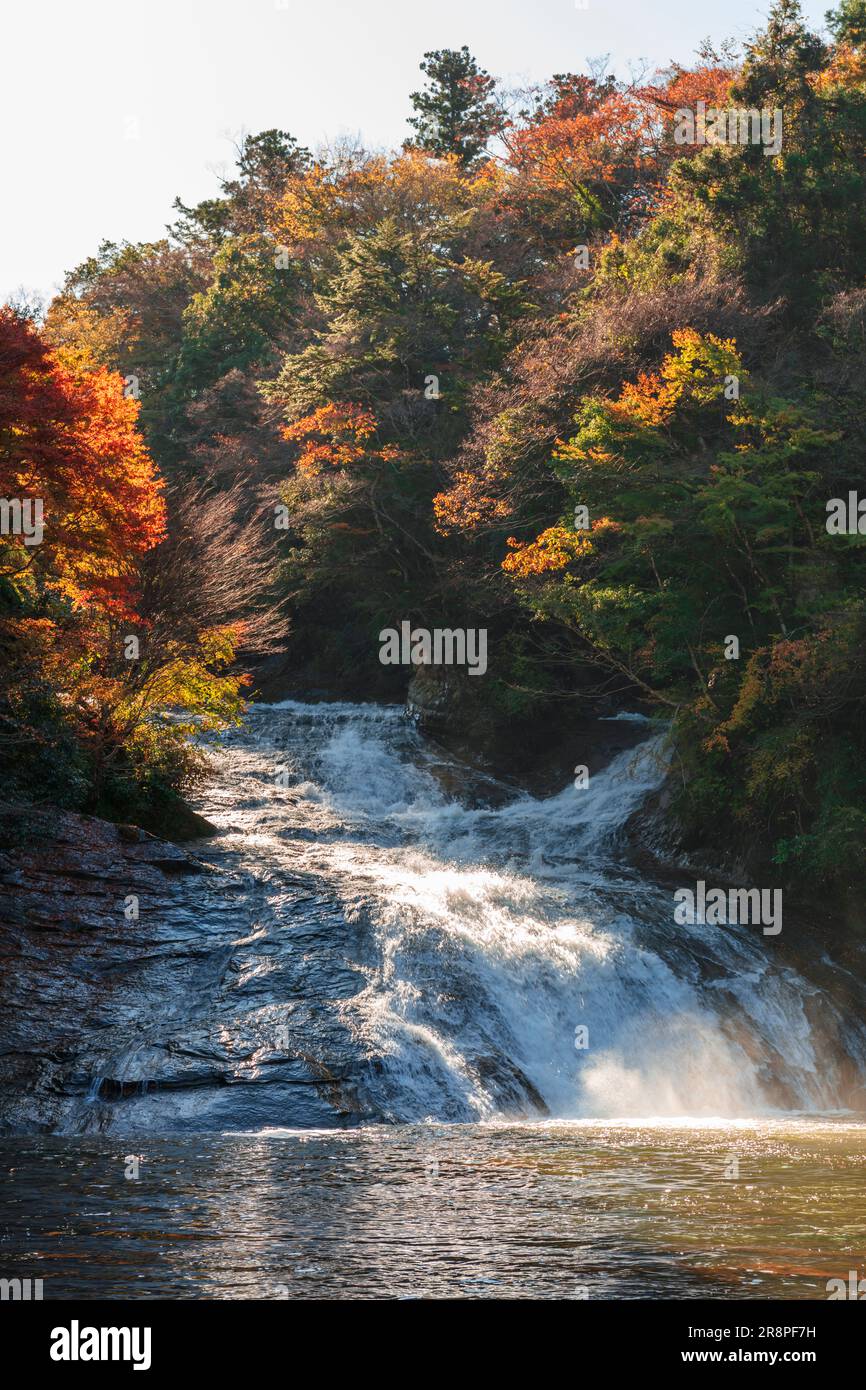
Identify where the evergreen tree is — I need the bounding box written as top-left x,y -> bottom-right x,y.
221,129 -> 311,233
827,0 -> 866,45
406,46 -> 501,165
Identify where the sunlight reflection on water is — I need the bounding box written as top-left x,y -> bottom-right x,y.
2,1119 -> 864,1299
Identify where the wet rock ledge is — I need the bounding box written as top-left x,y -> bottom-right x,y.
0,803 -> 356,1135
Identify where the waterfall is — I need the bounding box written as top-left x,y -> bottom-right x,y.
200,700 -> 866,1125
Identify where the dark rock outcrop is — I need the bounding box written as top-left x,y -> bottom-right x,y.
0,803 -> 358,1134
407,662 -> 651,795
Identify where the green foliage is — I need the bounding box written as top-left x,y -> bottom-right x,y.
175,237 -> 299,396
828,0 -> 866,45
267,215 -> 524,419
501,314 -> 866,883
35,9 -> 866,889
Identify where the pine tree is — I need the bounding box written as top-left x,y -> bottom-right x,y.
827,0 -> 866,45
406,47 -> 501,166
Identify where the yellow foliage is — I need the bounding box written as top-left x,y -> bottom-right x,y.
502,525 -> 595,576
810,44 -> 866,93
609,328 -> 743,428
269,147 -> 482,247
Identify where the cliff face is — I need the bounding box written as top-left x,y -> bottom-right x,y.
406,663 -> 492,742
406,662 -> 651,794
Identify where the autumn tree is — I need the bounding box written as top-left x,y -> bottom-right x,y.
0,309 -> 271,824
262,149 -> 531,691
644,0 -> 866,305
501,74 -> 654,249
46,131 -> 313,476
29,12 -> 866,888
219,128 -> 311,234
0,308 -> 166,614
44,238 -> 208,463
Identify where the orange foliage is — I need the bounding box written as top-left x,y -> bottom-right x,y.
0,308 -> 165,620
268,147 -> 477,249
612,369 -> 680,427
638,65 -> 736,122
432,470 -> 511,534
500,521 -> 616,576
283,403 -> 401,473
498,67 -> 735,236
502,77 -> 654,229
810,44 -> 866,93
607,328 -> 740,428
509,88 -> 652,189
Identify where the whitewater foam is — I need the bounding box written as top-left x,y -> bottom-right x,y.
200,701 -> 864,1123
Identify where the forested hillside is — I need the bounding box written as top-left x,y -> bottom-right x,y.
3,0 -> 866,891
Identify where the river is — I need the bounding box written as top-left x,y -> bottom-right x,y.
2,699 -> 865,1298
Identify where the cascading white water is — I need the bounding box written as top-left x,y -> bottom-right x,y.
201,700 -> 861,1124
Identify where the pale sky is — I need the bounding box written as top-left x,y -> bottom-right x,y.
1,0 -> 830,305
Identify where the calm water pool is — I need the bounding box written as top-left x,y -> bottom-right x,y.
2,1119 -> 864,1300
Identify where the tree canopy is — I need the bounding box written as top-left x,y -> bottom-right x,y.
7,6 -> 866,890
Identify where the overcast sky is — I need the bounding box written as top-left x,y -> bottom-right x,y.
1,0 -> 830,305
